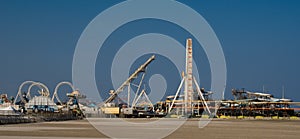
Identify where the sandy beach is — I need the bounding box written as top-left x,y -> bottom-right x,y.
0,119 -> 300,139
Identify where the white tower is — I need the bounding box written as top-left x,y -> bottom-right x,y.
184,38 -> 193,115
168,38 -> 211,117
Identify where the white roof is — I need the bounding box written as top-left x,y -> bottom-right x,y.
26,96 -> 57,106
0,106 -> 20,115
247,91 -> 272,97
166,95 -> 184,99
0,106 -> 15,111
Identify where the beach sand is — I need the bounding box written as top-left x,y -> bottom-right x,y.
0,119 -> 299,139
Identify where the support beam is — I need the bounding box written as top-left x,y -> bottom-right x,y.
132,72 -> 146,108
193,77 -> 211,115
169,77 -> 185,113
104,55 -> 155,104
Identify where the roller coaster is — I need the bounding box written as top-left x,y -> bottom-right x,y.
12,81 -> 83,119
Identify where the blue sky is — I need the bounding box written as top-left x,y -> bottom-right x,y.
0,0 -> 299,102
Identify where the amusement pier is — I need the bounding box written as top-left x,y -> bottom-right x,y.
1,39 -> 300,125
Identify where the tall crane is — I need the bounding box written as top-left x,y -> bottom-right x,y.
104,55 -> 155,104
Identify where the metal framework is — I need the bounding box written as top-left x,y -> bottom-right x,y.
168,38 -> 211,116
104,55 -> 155,104
132,89 -> 154,109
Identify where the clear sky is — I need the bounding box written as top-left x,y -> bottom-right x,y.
0,0 -> 299,102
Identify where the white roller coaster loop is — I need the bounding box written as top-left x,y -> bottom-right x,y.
26,82 -> 50,99
52,81 -> 75,104
14,81 -> 37,104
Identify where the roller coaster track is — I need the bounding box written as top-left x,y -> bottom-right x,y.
52,81 -> 75,104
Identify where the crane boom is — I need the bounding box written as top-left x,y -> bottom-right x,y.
104,55 -> 155,104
